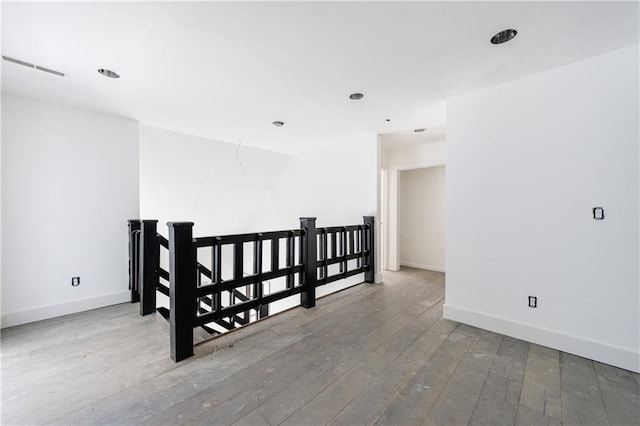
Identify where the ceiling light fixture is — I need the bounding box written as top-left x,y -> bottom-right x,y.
98,68 -> 120,78
414,128 -> 426,133
349,93 -> 364,100
272,121 -> 284,127
490,29 -> 518,45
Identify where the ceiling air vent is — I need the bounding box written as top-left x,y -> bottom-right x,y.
2,55 -> 68,77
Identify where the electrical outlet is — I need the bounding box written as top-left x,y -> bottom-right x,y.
593,207 -> 605,220
528,296 -> 537,308
71,277 -> 80,287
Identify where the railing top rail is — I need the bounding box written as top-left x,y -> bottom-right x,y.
129,219 -> 159,224
318,225 -> 365,233
193,229 -> 303,247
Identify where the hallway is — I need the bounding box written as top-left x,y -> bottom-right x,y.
2,268 -> 638,425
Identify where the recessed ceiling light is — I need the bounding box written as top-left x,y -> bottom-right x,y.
272,121 -> 284,127
98,68 -> 120,78
414,128 -> 426,133
349,93 -> 364,100
490,29 -> 517,45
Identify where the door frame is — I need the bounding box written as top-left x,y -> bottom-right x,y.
386,157 -> 446,271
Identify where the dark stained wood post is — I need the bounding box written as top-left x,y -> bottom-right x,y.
128,220 -> 142,303
168,222 -> 196,362
253,236 -> 269,319
363,216 -> 375,283
300,217 -> 317,308
139,220 -> 159,316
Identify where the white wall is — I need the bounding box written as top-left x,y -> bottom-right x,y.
382,141 -> 446,169
399,166 -> 446,272
140,126 -> 377,239
139,125 -> 292,237
249,135 -> 378,231
445,46 -> 639,372
1,94 -> 139,327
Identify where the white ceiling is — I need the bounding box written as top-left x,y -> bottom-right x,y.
380,126 -> 447,151
2,2 -> 638,154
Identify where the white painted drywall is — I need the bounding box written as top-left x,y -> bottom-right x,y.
1,94 -> 139,327
399,166 -> 446,272
249,135 -> 377,230
445,46 -> 639,372
383,141 -> 446,169
139,125 -> 292,238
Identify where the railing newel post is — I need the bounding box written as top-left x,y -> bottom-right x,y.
300,217 -> 317,308
363,216 -> 376,283
140,220 -> 159,316
128,220 -> 142,303
168,221 -> 196,362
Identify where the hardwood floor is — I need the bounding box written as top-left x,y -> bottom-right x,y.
2,268 -> 639,425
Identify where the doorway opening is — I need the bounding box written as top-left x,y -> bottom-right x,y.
398,166 -> 446,272
378,130 -> 446,274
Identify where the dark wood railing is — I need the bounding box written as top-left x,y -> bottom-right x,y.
128,216 -> 375,362
128,220 -> 164,316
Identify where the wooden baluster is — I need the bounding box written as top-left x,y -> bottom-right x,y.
140,220 -> 159,316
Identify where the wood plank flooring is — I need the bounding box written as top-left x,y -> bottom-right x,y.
2,267 -> 639,425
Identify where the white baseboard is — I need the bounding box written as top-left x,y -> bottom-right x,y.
443,304 -> 640,373
1,290 -> 130,328
375,272 -> 383,283
400,262 -> 446,273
